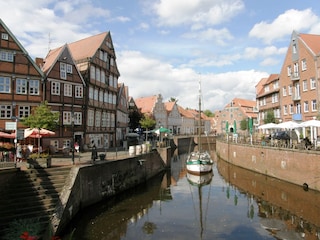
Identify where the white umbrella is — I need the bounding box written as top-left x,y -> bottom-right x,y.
300,119 -> 320,127
258,123 -> 280,130
277,121 -> 301,129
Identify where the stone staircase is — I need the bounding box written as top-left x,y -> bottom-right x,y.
0,166 -> 72,238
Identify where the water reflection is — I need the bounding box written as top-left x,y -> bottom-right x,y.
62,148 -> 320,240
217,158 -> 320,239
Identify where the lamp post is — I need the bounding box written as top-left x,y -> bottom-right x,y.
12,102 -> 17,165
71,112 -> 75,165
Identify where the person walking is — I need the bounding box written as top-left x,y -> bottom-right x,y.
91,140 -> 97,162
16,143 -> 22,162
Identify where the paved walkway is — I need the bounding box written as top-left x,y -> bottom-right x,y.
54,149 -> 131,166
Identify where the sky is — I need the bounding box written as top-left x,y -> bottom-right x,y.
1,0 -> 320,112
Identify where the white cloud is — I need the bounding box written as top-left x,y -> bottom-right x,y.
249,8 -> 319,44
152,0 -> 244,28
183,27 -> 233,44
118,50 -> 268,111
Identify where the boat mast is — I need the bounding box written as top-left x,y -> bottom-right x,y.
198,78 -> 201,153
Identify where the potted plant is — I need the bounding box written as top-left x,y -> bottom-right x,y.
28,153 -> 51,168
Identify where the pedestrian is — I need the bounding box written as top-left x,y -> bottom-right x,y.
91,140 -> 97,161
16,143 -> 22,162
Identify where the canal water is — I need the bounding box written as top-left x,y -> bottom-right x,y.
62,149 -> 320,240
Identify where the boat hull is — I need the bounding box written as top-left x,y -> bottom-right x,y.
186,151 -> 213,174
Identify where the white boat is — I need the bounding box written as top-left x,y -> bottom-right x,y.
186,79 -> 213,174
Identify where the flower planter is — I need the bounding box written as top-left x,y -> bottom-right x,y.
28,157 -> 52,168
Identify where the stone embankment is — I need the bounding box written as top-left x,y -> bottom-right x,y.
216,139 -> 320,191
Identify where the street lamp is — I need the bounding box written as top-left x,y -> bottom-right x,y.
71,111 -> 75,165
12,102 -> 17,165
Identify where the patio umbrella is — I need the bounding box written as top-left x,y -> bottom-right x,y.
0,131 -> 16,139
300,119 -> 320,127
24,128 -> 55,154
258,123 -> 280,130
277,121 -> 301,129
153,127 -> 171,134
24,128 -> 55,138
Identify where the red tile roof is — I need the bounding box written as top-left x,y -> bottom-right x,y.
135,95 -> 158,114
300,33 -> 320,55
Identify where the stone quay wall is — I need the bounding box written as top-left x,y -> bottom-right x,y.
216,140 -> 320,191
50,150 -> 165,237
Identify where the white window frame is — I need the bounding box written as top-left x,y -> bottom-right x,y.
312,100 -> 317,112
16,78 -> 27,94
88,110 -> 94,126
0,76 -> 11,93
301,59 -> 307,71
66,64 -> 72,74
64,84 -> 72,97
95,111 -> 101,127
75,85 -> 83,98
0,51 -> 13,62
60,62 -> 67,79
0,105 -> 12,119
310,78 -> 316,89
282,87 -> 287,96
51,82 -> 60,95
74,112 -> 82,125
29,80 -> 40,95
283,105 -> 288,115
288,85 -> 292,95
18,106 -> 30,118
304,101 -> 309,112
287,66 -> 291,76
302,80 -> 308,91
1,33 -> 8,40
63,111 -> 72,125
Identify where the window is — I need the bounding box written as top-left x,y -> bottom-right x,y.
29,80 -> 40,95
0,77 -> 11,93
310,78 -> 316,89
60,63 -> 66,79
51,82 -> 60,95
296,103 -> 301,114
293,62 -> 299,78
74,112 -> 82,125
264,85 -> 269,92
289,104 -> 294,114
273,81 -> 279,89
63,140 -> 71,148
287,66 -> 291,76
18,106 -> 30,118
102,112 -> 107,127
283,105 -> 288,115
272,93 -> 278,103
301,59 -> 307,71
1,33 -> 8,40
292,43 -> 297,53
88,110 -> 94,126
0,51 -> 13,62
90,66 -> 95,80
89,87 -> 93,99
96,68 -> 100,82
66,64 -> 72,74
16,78 -> 27,94
95,111 -> 101,127
94,89 -> 98,100
302,80 -> 308,91
312,100 -> 317,111
288,85 -> 292,95
304,101 -> 309,112
63,111 -> 72,124
75,85 -> 83,98
282,87 -> 287,96
99,90 -> 103,102
64,84 -> 72,97
0,105 -> 12,119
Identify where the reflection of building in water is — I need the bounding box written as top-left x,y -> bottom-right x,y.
217,158 -> 320,240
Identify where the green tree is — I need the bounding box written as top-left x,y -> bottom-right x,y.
204,109 -> 214,117
139,114 -> 156,130
20,101 -> 59,130
264,110 -> 275,124
240,118 -> 248,131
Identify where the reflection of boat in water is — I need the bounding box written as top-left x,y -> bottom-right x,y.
187,171 -> 213,239
186,79 -> 213,174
